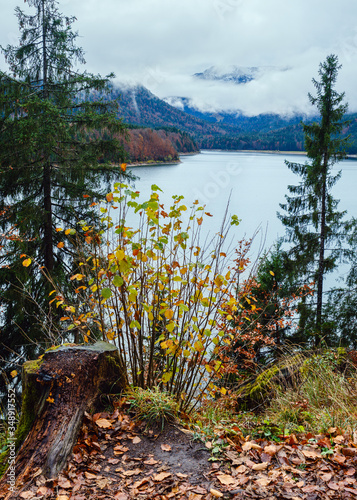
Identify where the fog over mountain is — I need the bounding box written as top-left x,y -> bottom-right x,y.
1,0 -> 357,117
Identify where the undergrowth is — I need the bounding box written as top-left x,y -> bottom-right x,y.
125,386 -> 179,430
262,349 -> 357,434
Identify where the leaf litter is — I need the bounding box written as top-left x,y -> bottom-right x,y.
8,401 -> 357,500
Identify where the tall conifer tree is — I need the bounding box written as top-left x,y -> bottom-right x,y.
278,54 -> 350,344
0,0 -> 130,388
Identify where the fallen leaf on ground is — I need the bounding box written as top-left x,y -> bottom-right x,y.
132,478 -> 151,489
328,482 -> 340,491
242,441 -> 262,452
301,449 -> 321,459
332,453 -> 346,465
84,472 -> 97,480
264,444 -> 279,456
210,488 -> 223,498
161,443 -> 172,452
144,457 -> 159,465
321,473 -> 333,482
252,462 -> 269,471
114,493 -> 129,500
58,477 -> 72,489
256,476 -> 271,487
154,471 -> 172,481
176,472 -> 188,478
19,493 -> 35,499
95,418 -> 112,429
132,436 -> 141,444
117,468 -> 142,476
235,465 -> 247,474
217,473 -> 237,486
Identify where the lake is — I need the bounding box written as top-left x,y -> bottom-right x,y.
127,150 -> 357,286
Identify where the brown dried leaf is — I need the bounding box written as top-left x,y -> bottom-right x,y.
217,473 -> 237,486
328,481 -> 340,491
154,471 -> 172,481
301,448 -> 321,459
346,488 -> 357,495
36,486 -> 51,495
264,444 -> 279,456
210,488 -> 224,498
132,478 -> 151,489
20,492 -> 35,499
84,471 -> 97,480
118,468 -> 142,476
252,462 -> 269,471
346,468 -> 356,476
321,473 -> 333,482
96,477 -> 111,489
176,472 -> 188,478
132,436 -> 141,444
332,453 -> 346,465
342,447 -> 357,456
160,443 -> 172,452
114,493 -> 129,500
96,418 -> 112,429
143,457 -> 159,465
302,485 -> 317,493
235,465 -> 247,474
108,458 -> 120,464
57,477 -> 72,489
188,494 -> 203,500
256,476 -> 271,487
242,441 -> 262,452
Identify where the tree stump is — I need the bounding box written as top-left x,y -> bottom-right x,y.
0,341 -> 127,498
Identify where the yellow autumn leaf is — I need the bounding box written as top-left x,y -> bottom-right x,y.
116,249 -> 125,261
164,309 -> 174,320
10,370 -> 18,378
270,271 -> 275,276
22,258 -> 32,267
106,192 -> 114,203
162,372 -> 172,383
57,242 -> 64,249
194,340 -> 204,352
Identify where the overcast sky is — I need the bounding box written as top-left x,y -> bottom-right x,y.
1,0 -> 357,116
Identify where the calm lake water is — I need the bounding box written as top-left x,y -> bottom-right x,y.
128,150 -> 357,254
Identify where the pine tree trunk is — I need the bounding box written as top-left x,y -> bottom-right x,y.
43,162 -> 54,273
316,156 -> 328,341
0,341 -> 127,499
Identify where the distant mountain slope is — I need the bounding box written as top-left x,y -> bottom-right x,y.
107,84 -> 357,153
112,85 -> 228,138
164,96 -> 305,133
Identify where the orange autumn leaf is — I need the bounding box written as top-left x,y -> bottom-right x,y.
22,258 -> 32,267
121,163 -> 127,172
57,242 -> 64,249
106,192 -> 114,203
164,309 -> 174,320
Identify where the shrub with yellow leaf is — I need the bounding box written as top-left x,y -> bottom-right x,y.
54,183 -> 271,411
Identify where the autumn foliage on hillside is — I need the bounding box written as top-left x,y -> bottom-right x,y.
123,128 -> 178,163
